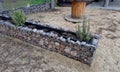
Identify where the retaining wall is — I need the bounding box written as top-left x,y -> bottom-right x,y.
0,20 -> 100,65
0,2 -> 52,15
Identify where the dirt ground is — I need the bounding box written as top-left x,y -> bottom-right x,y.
0,33 -> 83,72
0,7 -> 120,72
27,7 -> 120,72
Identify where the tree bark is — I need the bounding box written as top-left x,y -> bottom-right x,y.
71,1 -> 86,18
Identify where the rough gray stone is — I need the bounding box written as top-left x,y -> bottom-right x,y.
39,30 -> 44,34
55,42 -> 60,46
67,37 -> 71,43
48,44 -> 53,49
70,40 -> 75,44
81,42 -> 86,45
45,32 -> 50,36
53,34 -> 58,37
92,39 -> 98,46
39,41 -> 44,46
64,47 -> 71,54
76,40 -> 81,45
49,32 -> 54,36
59,36 -> 66,42
42,32 -> 46,35
71,51 -> 77,56
33,29 -> 37,32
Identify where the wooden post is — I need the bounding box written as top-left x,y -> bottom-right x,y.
0,1 -> 3,12
71,0 -> 86,19
103,0 -> 110,7
51,0 -> 55,9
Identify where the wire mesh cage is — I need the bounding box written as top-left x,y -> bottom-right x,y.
0,0 -> 51,10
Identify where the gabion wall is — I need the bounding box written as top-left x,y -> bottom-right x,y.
0,2 -> 51,15
0,20 -> 100,65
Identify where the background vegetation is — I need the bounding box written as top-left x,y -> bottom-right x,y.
1,0 -> 51,10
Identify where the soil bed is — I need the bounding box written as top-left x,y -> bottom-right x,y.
0,14 -> 94,44
25,22 -> 94,44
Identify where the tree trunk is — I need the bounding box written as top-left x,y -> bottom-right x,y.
71,1 -> 86,19
103,0 -> 110,7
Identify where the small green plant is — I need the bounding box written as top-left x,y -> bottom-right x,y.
76,17 -> 91,42
10,10 -> 27,26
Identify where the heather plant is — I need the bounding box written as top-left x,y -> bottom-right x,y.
10,10 -> 27,26
76,17 -> 91,42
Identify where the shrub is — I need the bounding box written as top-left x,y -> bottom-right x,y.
76,17 -> 91,42
10,10 -> 27,26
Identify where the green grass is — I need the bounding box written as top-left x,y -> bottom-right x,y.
2,0 -> 51,10
29,0 -> 51,5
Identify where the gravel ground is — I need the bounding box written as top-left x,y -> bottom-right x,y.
27,7 -> 120,72
0,7 -> 120,72
0,34 -> 80,72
